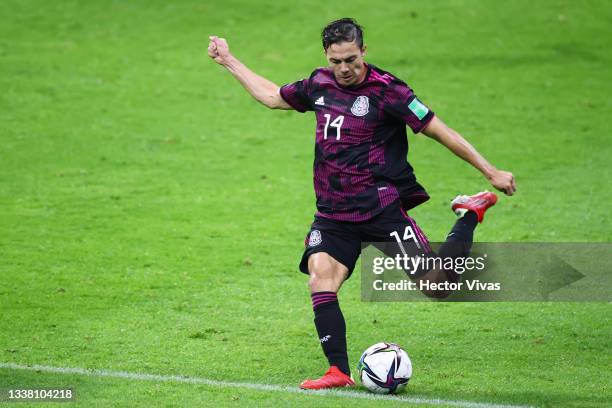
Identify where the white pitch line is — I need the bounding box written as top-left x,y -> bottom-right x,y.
0,362 -> 533,408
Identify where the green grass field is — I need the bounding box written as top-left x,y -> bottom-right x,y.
1,0 -> 611,407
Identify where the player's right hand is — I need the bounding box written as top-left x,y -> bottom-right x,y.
208,36 -> 231,65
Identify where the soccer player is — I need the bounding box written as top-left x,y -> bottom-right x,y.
208,18 -> 515,389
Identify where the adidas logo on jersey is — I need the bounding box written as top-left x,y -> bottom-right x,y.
314,96 -> 325,106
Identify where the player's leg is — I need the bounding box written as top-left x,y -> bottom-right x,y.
396,192 -> 497,296
440,191 -> 498,282
366,192 -> 497,297
397,208 -> 458,298
306,253 -> 351,381
371,204 -> 452,297
308,251 -> 349,293
298,222 -> 360,390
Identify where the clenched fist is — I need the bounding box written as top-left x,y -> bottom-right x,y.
208,36 -> 231,65
488,169 -> 516,196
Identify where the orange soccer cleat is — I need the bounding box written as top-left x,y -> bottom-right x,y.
451,191 -> 498,223
299,366 -> 355,390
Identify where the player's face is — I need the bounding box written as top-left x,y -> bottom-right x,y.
325,41 -> 367,87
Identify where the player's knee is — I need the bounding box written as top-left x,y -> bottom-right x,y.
308,266 -> 335,292
307,254 -> 346,292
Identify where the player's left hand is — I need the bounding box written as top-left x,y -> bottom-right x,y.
488,169 -> 516,196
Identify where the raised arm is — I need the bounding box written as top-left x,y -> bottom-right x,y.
208,36 -> 291,110
422,116 -> 516,196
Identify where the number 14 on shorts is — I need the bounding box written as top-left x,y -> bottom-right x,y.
390,226 -> 421,253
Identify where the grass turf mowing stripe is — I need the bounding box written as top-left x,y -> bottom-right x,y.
0,362 -> 532,408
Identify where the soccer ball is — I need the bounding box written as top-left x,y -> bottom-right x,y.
357,342 -> 412,394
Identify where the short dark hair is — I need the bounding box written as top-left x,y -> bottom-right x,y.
321,18 -> 364,51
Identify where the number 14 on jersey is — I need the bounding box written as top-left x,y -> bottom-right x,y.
323,114 -> 344,140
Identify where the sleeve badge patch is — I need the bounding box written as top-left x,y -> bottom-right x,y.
408,98 -> 429,120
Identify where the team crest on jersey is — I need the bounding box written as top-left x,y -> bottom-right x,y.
350,96 -> 369,117
308,230 -> 322,247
